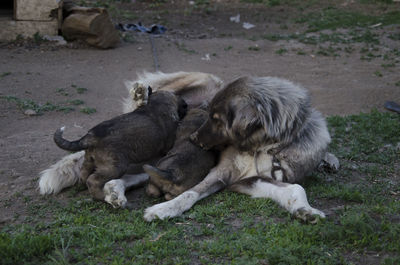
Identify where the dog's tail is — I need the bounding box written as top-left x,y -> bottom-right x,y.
54,127 -> 91,151
38,151 -> 85,194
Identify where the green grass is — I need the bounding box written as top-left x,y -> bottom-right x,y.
80,107 -> 97,114
0,95 -> 74,114
0,72 -> 11,79
296,8 -> 400,32
1,111 -> 399,264
72,85 -> 88,94
68,99 -> 85,106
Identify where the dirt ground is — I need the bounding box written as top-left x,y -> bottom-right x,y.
0,1 -> 399,225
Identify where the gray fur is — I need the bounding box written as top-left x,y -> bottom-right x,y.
193,76 -> 331,183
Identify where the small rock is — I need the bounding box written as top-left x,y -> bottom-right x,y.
24,109 -> 37,116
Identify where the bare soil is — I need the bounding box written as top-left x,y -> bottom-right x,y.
0,0 -> 399,232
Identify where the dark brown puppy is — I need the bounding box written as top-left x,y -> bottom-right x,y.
143,108 -> 218,200
53,90 -> 187,201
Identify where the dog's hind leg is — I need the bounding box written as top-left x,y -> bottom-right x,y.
230,177 -> 325,223
80,153 -> 95,184
38,151 -> 85,194
104,173 -> 149,208
144,167 -> 227,221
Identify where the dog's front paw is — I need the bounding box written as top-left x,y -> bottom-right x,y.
293,207 -> 325,224
129,82 -> 150,107
144,191 -> 199,222
144,202 -> 174,221
104,180 -> 127,208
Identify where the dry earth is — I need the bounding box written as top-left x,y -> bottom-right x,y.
0,0 -> 399,226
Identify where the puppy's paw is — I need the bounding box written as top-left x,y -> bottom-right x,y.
129,82 -> 149,107
293,207 -> 325,224
104,180 -> 127,208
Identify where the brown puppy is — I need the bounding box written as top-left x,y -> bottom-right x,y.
53,90 -> 187,201
143,108 -> 218,200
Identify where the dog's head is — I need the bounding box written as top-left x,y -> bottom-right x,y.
190,95 -> 263,151
148,90 -> 188,120
190,78 -> 265,151
190,76 -> 311,151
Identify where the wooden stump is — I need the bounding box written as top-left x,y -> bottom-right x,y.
62,6 -> 120,49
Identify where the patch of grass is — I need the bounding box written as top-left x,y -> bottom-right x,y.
240,0 -> 281,6
0,232 -> 54,265
316,45 -> 340,57
374,70 -> 383,77
80,107 -> 97,114
224,45 -> 233,51
0,95 -> 74,114
388,32 -> 400,40
275,48 -> 287,55
296,8 -> 400,32
262,29 -> 380,46
248,45 -> 260,51
68,99 -> 85,106
381,62 -> 396,69
56,87 -> 69,96
72,85 -> 88,94
33,32 -> 46,44
327,110 -> 400,164
0,72 -> 11,79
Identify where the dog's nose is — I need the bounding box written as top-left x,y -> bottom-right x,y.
190,132 -> 198,143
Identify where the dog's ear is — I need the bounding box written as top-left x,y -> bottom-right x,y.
229,99 -> 261,140
148,86 -> 153,96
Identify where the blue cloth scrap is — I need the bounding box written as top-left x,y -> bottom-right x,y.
116,22 -> 167,35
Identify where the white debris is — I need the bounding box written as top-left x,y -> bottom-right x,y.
201,54 -> 211,61
242,22 -> 255,30
369,23 -> 382,28
24,109 -> 37,116
42,35 -> 67,45
230,14 -> 240,23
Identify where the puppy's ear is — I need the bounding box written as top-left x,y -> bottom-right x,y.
148,86 -> 153,96
178,98 -> 188,119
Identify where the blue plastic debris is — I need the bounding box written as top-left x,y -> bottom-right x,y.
116,22 -> 167,35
